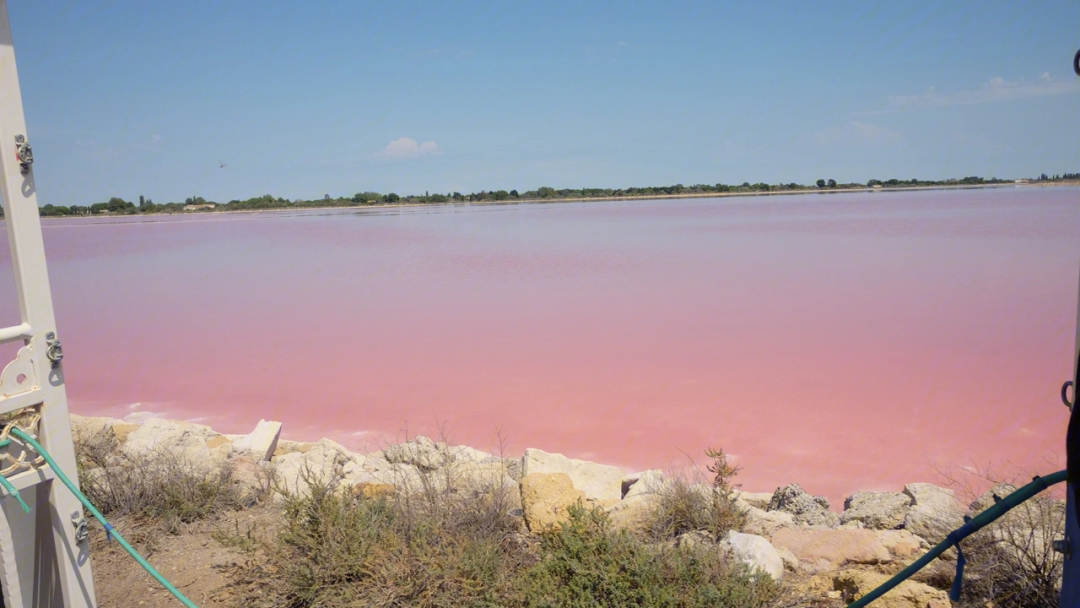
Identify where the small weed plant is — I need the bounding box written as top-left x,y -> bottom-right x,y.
643,446 -> 747,542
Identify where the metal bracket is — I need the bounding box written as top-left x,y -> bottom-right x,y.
14,134 -> 31,176
45,332 -> 62,368
70,511 -> 87,544
1055,538 -> 1072,558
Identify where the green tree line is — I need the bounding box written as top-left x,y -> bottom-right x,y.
4,172 -> 1073,219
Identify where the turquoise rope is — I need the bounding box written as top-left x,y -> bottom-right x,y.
9,428 -> 200,608
846,469 -> 1066,607
0,436 -> 36,512
0,472 -> 31,513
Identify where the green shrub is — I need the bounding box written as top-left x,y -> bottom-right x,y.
248,473 -> 526,608
237,465 -> 780,608
521,503 -> 778,608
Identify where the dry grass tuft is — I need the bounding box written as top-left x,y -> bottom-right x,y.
74,427 -> 256,535
956,494 -> 1064,608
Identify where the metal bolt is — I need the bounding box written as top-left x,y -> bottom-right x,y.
74,519 -> 88,543
71,511 -> 80,520
45,333 -> 63,367
15,135 -> 33,175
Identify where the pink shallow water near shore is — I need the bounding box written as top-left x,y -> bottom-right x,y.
2,187 -> 1078,505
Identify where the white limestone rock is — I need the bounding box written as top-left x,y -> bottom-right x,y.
230,419 -> 282,462
902,483 -> 964,543
450,445 -> 494,463
722,531 -> 785,581
743,505 -> 796,537
622,469 -> 665,501
123,418 -> 222,469
523,448 -> 623,503
768,483 -> 840,527
272,437 -> 354,497
383,436 -> 450,470
841,491 -> 912,530
775,545 -> 799,571
735,491 -> 775,511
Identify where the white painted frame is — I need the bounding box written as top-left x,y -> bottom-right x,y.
0,1 -> 97,605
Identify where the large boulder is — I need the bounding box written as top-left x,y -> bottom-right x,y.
902,483 -> 963,543
841,491 -> 911,530
70,414 -> 122,443
721,531 -> 784,581
519,472 -> 585,533
735,491 -> 774,511
122,418 -> 228,470
123,417 -> 213,452
383,436 -> 450,470
274,439 -> 315,457
272,438 -> 355,496
622,470 -> 665,501
341,460 -> 423,492
606,470 -> 669,532
449,445 -> 494,464
768,483 -> 840,527
743,506 -> 795,537
230,419 -> 281,462
770,528 -> 893,574
968,482 -> 1018,516
775,545 -> 799,571
523,448 -> 622,503
832,569 -> 950,608
874,529 -> 925,559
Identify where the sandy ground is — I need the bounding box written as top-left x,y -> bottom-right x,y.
87,506 -> 279,608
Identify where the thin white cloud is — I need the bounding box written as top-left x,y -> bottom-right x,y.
375,137 -> 441,160
889,74 -> 1079,108
814,121 -> 904,147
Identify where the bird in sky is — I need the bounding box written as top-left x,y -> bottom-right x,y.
218,160 -> 228,168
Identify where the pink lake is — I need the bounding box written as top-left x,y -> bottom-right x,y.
2,187 -> 1077,505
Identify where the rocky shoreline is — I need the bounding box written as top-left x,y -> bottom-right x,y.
70,414 -> 1060,608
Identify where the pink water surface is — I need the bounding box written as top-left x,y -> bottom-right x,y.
2,187 -> 1078,505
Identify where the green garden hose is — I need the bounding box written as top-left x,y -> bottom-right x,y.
9,427 -> 200,608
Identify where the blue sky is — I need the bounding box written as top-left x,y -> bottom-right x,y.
10,1 -> 1080,205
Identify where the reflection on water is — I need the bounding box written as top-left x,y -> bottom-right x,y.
1,186 -> 1077,503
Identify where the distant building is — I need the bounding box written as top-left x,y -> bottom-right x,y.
184,204 -> 216,211
1014,179 -> 1029,184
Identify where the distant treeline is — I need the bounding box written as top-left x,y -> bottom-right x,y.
5,173 -> 1073,219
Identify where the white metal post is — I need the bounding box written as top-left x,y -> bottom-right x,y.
0,1 -> 97,605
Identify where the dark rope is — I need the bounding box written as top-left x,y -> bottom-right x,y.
846,470 -> 1065,607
